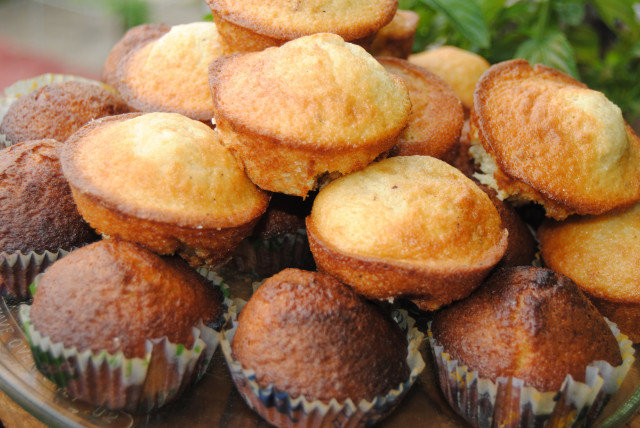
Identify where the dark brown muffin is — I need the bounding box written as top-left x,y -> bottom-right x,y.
0,81 -> 129,145
0,139 -> 96,253
30,239 -> 223,358
431,267 -> 622,392
232,269 -> 409,402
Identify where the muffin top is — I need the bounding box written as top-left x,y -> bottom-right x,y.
473,59 -> 640,218
30,239 -> 223,358
210,33 -> 411,150
368,10 -> 419,58
431,267 -> 622,392
379,58 -> 463,160
108,22 -> 224,121
0,81 -> 129,145
61,112 -> 269,229
0,139 -> 96,253
539,203 -> 640,303
409,46 -> 489,110
232,269 -> 409,402
308,156 -> 506,268
206,0 -> 397,42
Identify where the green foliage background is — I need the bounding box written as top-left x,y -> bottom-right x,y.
403,0 -> 640,122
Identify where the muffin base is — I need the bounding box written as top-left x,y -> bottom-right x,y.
0,249 -> 69,301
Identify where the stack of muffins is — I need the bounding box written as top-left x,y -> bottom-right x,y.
1,0 -> 638,426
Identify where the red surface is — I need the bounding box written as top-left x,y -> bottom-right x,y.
0,37 -> 99,90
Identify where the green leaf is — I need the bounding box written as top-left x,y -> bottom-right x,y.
515,31 -> 579,78
554,0 -> 586,26
592,0 -> 639,35
419,0 -> 491,48
475,0 -> 506,25
202,13 -> 213,22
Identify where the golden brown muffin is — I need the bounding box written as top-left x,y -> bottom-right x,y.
210,33 -> 411,197
0,139 -> 96,253
379,58 -> 463,161
409,46 -> 489,111
470,59 -> 640,220
0,81 -> 129,145
307,156 -> 508,310
539,203 -> 640,342
232,268 -> 409,402
205,0 -> 397,54
103,22 -> 223,122
368,10 -> 419,59
432,267 -> 622,392
61,112 -> 269,267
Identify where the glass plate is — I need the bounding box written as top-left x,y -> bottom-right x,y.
0,270 -> 638,428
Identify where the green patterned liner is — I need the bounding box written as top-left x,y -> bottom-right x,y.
19,300 -> 221,413
428,319 -> 635,427
0,74 -> 115,147
220,306 -> 425,427
0,249 -> 69,301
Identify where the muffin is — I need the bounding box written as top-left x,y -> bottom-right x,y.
229,193 -> 315,277
430,266 -> 633,427
307,156 -> 508,310
378,58 -> 463,161
368,10 -> 419,59
539,203 -> 640,342
0,139 -> 97,299
205,0 -> 397,54
21,239 -> 223,412
409,46 -> 490,111
221,268 -> 424,426
60,112 -> 269,267
210,33 -> 411,197
103,22 -> 224,122
0,80 -> 129,145
470,59 -> 640,220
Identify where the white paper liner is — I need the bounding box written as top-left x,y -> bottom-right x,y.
0,249 -> 69,301
221,307 -> 425,427
428,318 -> 635,428
19,301 -> 221,413
0,74 -> 115,147
229,229 -> 315,278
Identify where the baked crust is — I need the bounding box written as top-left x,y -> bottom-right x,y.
104,23 -> 222,122
306,156 -> 507,310
205,0 -> 397,43
210,34 -> 411,196
379,58 -> 463,161
409,46 -> 489,110
0,139 -> 96,253
472,59 -> 640,219
431,267 -> 622,392
30,240 -> 223,359
232,269 -> 409,402
0,81 -> 129,145
368,10 -> 419,59
61,113 -> 269,266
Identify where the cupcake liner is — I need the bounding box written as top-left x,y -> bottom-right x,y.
0,74 -> 115,147
229,229 -> 315,278
0,249 -> 69,301
19,303 -> 221,413
428,318 -> 635,428
220,307 -> 425,427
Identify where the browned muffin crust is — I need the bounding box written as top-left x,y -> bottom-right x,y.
30,239 -> 223,359
0,139 -> 96,253
368,10 -> 419,59
431,267 -> 622,392
0,82 -> 129,145
232,269 -> 409,402
102,23 -> 170,88
251,193 -> 311,240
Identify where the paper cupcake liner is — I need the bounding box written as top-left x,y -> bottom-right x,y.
428,319 -> 635,428
0,249 -> 69,301
0,74 -> 115,147
220,306 -> 425,427
228,229 -> 315,278
19,301 -> 221,413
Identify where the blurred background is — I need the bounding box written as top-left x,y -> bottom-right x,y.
0,0 -> 638,128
